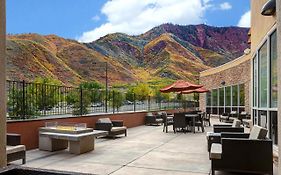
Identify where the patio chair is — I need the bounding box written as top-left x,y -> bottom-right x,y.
207,119 -> 244,151
162,112 -> 174,133
173,113 -> 187,133
189,113 -> 204,132
6,133 -> 26,164
145,112 -> 163,126
202,112 -> 211,126
209,125 -> 272,175
219,113 -> 229,122
95,118 -> 127,138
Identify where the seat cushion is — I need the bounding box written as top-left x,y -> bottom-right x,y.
6,145 -> 26,155
232,119 -> 241,128
155,119 -> 163,122
146,112 -> 154,117
249,125 -> 268,139
97,118 -> 112,124
206,132 -> 221,139
111,126 -> 127,132
210,143 -> 222,160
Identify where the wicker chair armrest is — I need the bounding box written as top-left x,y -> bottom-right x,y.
112,120 -> 124,127
221,132 -> 250,139
7,133 -> 21,146
214,127 -> 244,133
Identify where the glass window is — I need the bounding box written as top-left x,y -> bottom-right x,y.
259,41 -> 268,108
253,56 -> 257,107
206,92 -> 211,106
225,86 -> 231,106
212,89 -> 218,106
270,31 -> 277,108
239,84 -> 245,106
232,85 -> 238,106
219,88 -> 224,106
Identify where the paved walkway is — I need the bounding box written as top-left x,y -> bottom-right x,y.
21,119 -> 277,175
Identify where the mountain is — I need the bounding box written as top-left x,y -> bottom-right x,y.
6,24 -> 249,86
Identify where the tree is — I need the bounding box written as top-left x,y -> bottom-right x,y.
133,83 -> 152,101
109,89 -> 124,112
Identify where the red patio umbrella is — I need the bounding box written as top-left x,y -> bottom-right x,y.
160,80 -> 203,93
181,87 -> 209,94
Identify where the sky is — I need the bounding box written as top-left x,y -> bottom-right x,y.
7,0 -> 250,43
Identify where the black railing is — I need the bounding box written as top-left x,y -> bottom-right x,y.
6,80 -> 196,120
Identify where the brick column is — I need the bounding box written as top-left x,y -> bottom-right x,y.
277,0 -> 281,172
0,0 -> 7,167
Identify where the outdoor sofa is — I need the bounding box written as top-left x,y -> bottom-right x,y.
145,112 -> 163,126
209,125 -> 272,175
206,119 -> 244,151
6,133 -> 26,164
95,118 -> 127,138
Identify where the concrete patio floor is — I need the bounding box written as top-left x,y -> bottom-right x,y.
18,118 -> 277,175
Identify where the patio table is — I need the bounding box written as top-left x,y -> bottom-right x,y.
185,114 -> 199,133
39,129 -> 108,154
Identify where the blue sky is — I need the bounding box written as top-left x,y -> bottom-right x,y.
7,0 -> 250,42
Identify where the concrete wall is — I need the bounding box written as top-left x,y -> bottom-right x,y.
199,54 -> 251,113
0,0 -> 7,167
250,0 -> 276,55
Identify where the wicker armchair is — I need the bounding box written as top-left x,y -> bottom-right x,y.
6,133 -> 26,164
145,112 -> 163,126
95,118 -> 127,138
209,126 -> 272,175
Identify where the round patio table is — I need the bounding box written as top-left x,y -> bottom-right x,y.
185,114 -> 199,133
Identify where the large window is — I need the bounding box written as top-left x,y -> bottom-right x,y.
219,88 -> 224,106
212,89 -> 218,106
206,84 -> 245,115
270,31 -> 277,108
232,85 -> 238,106
259,41 -> 268,108
252,29 -> 278,145
225,86 -> 231,106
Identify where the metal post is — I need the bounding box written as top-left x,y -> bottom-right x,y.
112,90 -> 115,114
133,93 -> 136,112
22,80 -> 25,119
148,96 -> 151,111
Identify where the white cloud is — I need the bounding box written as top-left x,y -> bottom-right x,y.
238,11 -> 251,27
219,2 -> 232,10
91,15 -> 100,22
78,0 -> 212,42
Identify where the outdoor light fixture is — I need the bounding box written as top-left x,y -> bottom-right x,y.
261,0 -> 276,16
221,81 -> 226,86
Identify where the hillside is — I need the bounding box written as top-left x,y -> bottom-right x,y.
6,24 -> 249,86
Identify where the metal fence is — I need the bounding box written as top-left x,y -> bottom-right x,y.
6,80 -> 197,120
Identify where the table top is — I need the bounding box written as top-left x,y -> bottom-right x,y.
40,130 -> 108,141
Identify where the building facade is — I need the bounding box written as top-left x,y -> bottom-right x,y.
199,53 -> 251,115
200,0 -> 279,148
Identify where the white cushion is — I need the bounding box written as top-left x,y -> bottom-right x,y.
97,118 -> 112,124
6,145 -> 25,154
249,125 -> 268,140
232,119 -> 241,127
146,112 -> 154,117
206,132 -> 221,139
210,143 -> 222,159
111,126 -> 127,132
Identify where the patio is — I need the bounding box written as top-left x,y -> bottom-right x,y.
10,118 -> 276,175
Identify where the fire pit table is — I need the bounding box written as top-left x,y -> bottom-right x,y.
39,122 -> 108,154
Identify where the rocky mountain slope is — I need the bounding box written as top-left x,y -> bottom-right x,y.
6,24 -> 249,86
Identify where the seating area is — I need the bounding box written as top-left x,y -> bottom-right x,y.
11,117 -> 276,175
6,133 -> 26,165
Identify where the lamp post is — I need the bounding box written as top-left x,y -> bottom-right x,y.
92,61 -> 108,113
